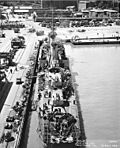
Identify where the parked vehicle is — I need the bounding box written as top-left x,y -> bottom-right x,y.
28,27 -> 35,33
14,28 -> 20,33
0,31 -> 5,38
16,78 -> 23,85
36,30 -> 44,36
11,36 -> 25,49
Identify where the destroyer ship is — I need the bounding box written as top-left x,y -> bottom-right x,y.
36,28 -> 86,148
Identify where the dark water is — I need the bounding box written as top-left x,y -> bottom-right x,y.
65,44 -> 120,148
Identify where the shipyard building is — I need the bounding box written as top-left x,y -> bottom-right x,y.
0,0 -> 78,9
0,0 -> 91,11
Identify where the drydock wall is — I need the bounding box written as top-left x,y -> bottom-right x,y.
18,40 -> 43,148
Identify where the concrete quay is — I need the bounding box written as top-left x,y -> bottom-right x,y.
0,28 -> 38,148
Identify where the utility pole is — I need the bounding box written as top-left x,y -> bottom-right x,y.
77,0 -> 79,11
0,9 -> 2,32
113,0 -> 115,8
118,1 -> 120,14
41,0 -> 43,9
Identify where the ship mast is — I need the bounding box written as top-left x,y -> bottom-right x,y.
49,0 -> 57,68
51,0 -> 55,36
52,7 -> 54,33
41,0 -> 43,9
0,9 -> 2,33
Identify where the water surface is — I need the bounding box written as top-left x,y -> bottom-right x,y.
65,44 -> 120,148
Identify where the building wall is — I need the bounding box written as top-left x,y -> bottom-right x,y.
0,0 -> 77,3
78,2 -> 87,11
42,0 -> 78,9
0,0 -> 78,10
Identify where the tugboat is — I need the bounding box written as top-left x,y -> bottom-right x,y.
36,24 -> 86,147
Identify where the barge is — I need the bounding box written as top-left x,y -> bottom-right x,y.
36,30 -> 86,147
71,35 -> 120,45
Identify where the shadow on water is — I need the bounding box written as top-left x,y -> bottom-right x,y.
19,83 -> 36,148
0,81 -> 13,112
19,112 -> 32,148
